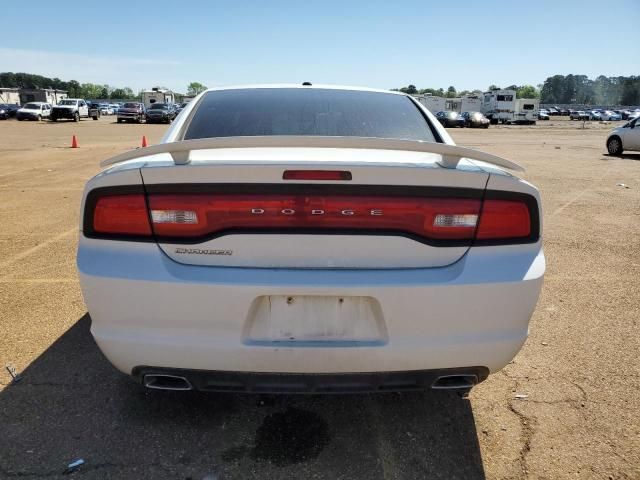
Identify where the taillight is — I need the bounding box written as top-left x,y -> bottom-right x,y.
476,199 -> 531,240
92,194 -> 152,236
147,194 -> 482,242
84,186 -> 538,245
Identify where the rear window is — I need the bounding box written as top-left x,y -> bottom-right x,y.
150,103 -> 167,110
123,103 -> 139,108
184,88 -> 435,142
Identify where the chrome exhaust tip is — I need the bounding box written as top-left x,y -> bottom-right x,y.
143,374 -> 193,391
431,374 -> 478,390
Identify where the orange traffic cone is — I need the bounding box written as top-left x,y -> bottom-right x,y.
141,135 -> 148,147
71,135 -> 78,148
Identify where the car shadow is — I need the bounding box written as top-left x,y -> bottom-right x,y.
602,152 -> 640,161
0,314 -> 485,479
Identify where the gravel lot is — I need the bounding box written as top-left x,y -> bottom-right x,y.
0,116 -> 638,479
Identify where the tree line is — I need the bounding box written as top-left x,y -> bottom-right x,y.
393,84 -> 539,99
394,75 -> 640,105
0,72 -> 208,100
539,75 -> 640,105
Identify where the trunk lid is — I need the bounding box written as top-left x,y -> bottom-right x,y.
140,147 -> 490,269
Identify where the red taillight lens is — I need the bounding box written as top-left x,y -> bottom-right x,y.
92,194 -> 152,236
147,194 -> 482,241
476,200 -> 531,240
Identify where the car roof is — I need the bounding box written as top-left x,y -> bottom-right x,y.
201,84 -> 407,96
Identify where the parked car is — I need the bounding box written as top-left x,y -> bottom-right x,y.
588,110 -> 602,121
435,110 -> 466,128
559,108 -> 569,116
16,102 -> 52,121
606,115 -> 640,155
600,110 -> 622,121
630,109 -> 640,120
460,111 -> 490,128
50,99 -> 90,122
0,103 -> 20,119
77,85 -> 544,394
538,109 -> 550,121
569,110 -> 590,121
547,107 -> 559,116
617,109 -> 640,120
145,103 -> 177,123
109,104 -> 121,114
99,103 -> 114,115
117,102 -> 146,123
88,102 -> 101,120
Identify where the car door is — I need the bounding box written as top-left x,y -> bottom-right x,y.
626,118 -> 640,150
79,101 -> 88,116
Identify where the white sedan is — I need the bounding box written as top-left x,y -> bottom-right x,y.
77,84 -> 544,394
606,115 -> 640,155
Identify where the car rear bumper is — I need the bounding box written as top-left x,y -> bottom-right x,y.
133,366 -> 490,393
78,238 -> 544,377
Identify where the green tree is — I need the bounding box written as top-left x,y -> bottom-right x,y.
399,85 -> 418,94
516,85 -> 539,99
446,86 -> 457,98
187,82 -> 207,96
488,84 -> 500,91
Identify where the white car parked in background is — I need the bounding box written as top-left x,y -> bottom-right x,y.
77,84 -> 545,394
16,102 -> 51,121
606,115 -> 640,155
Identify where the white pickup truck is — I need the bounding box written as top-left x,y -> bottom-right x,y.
50,98 -> 90,122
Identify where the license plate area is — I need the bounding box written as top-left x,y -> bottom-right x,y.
243,295 -> 387,346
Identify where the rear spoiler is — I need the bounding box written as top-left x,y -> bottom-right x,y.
99,136 -> 524,172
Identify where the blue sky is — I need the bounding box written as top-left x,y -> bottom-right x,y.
1,0 -> 638,93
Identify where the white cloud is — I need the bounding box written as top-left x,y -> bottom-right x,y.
0,48 -> 186,91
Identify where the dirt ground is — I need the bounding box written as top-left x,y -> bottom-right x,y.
0,116 -> 638,479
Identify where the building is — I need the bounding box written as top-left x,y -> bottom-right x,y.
142,88 -> 175,107
19,88 -> 68,105
0,87 -> 21,105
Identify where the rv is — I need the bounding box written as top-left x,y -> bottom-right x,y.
460,94 -> 483,113
481,89 -> 538,124
142,88 -> 175,108
414,94 -> 446,113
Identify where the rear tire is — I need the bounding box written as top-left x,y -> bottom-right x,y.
37,115 -> 42,121
607,136 -> 623,155
73,112 -> 79,122
117,118 -> 122,123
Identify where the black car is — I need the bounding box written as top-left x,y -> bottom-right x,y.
460,111 -> 490,128
88,102 -> 101,120
435,110 -> 466,128
0,103 -> 20,119
145,103 -> 177,124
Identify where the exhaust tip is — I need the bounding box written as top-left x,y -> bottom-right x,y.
431,374 -> 478,390
143,374 -> 193,391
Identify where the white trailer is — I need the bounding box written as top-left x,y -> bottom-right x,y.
460,94 -> 483,113
142,88 -> 175,108
513,98 -> 539,124
481,90 -> 538,124
414,94 -> 446,113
